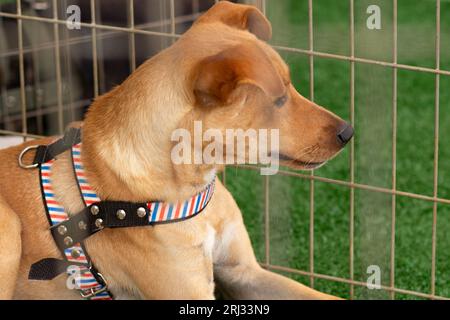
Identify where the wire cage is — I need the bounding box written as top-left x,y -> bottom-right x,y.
1,0 -> 449,300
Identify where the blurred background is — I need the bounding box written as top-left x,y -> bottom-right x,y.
0,0 -> 449,299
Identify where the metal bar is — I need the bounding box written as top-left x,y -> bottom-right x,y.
0,12 -> 179,39
0,15 -> 11,130
53,0 -> 64,134
255,0 -> 266,15
29,18 -> 43,134
233,164 -> 450,206
170,0 -> 176,36
0,98 -> 91,123
349,0 -> 355,300
16,0 -> 27,141
431,0 -> 441,298
273,45 -> 450,77
0,129 -> 44,139
192,0 -> 199,14
62,0 -> 76,123
221,169 -> 227,186
390,0 -> 398,300
259,263 -> 450,300
91,0 -> 98,98
308,0 -> 315,289
128,0 -> 136,72
158,0 -> 165,46
258,0 -> 269,267
95,2 -> 106,94
0,13 -> 202,60
264,175 -> 270,264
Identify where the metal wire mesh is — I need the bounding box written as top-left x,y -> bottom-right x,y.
0,0 -> 448,300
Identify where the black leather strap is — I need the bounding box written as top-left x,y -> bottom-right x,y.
28,258 -> 86,280
50,201 -> 152,250
33,127 -> 81,165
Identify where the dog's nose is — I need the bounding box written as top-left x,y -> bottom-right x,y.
337,122 -> 354,146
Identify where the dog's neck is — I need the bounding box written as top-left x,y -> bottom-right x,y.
80,60 -> 218,203
80,123 -> 217,204
80,138 -> 219,206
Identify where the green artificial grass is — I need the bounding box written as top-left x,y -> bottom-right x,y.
225,0 -> 450,299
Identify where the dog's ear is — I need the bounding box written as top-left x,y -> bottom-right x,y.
192,44 -> 285,108
195,1 -> 272,41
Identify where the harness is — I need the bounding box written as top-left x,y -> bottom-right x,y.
19,128 -> 215,300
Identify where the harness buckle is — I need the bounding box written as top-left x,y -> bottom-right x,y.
79,271 -> 108,299
18,145 -> 40,169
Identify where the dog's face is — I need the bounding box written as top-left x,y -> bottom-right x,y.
182,1 -> 353,171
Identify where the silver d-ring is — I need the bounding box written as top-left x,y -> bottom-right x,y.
18,145 -> 40,169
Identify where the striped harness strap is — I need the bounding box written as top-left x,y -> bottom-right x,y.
71,144 -> 215,223
41,160 -> 112,300
27,128 -> 215,300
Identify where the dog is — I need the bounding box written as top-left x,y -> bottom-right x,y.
0,1 -> 353,299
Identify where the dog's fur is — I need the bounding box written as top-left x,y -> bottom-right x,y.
0,2 -> 351,300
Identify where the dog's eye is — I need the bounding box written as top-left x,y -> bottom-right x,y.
274,95 -> 287,108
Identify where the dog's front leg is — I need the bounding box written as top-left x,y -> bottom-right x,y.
216,264 -> 340,300
0,195 -> 22,299
213,213 -> 340,300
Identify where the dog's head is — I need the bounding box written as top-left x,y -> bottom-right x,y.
82,1 -> 354,198
180,1 -> 353,171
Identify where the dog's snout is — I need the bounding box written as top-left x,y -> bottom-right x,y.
337,122 -> 354,146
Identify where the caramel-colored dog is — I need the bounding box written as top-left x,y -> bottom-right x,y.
0,2 -> 353,299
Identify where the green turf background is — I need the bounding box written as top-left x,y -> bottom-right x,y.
224,0 -> 450,299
